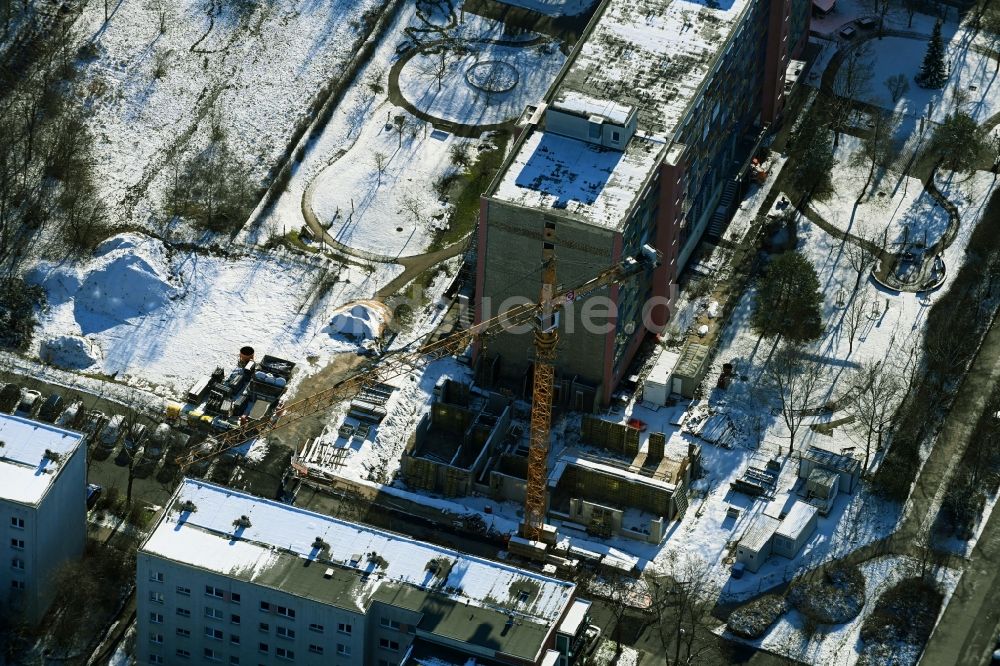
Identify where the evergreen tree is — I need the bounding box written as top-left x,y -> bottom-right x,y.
751,251 -> 824,344
928,111 -> 984,172
917,21 -> 947,88
788,103 -> 835,199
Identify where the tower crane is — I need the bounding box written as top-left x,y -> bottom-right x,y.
177,245 -> 659,544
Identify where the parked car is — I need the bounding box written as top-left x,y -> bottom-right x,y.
839,25 -> 857,39
14,390 -> 41,417
0,383 -> 20,412
82,411 -> 106,438
99,414 -> 125,447
144,423 -> 171,461
86,483 -> 102,510
56,401 -> 84,428
38,393 -> 64,423
124,422 -> 148,452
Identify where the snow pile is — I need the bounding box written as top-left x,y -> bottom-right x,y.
74,234 -> 178,332
39,335 -> 102,370
329,302 -> 387,341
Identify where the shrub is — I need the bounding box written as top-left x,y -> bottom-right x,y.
727,594 -> 787,638
858,577 -> 943,666
788,566 -> 865,624
0,279 -> 45,351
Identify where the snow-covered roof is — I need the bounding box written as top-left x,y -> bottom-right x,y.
552,91 -> 634,125
740,514 -> 779,553
559,0 -> 753,139
0,414 -> 84,506
143,480 -> 575,641
774,501 -> 817,541
646,349 -> 681,387
492,129 -> 663,228
558,598 -> 591,635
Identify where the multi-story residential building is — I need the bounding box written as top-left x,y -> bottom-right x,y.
137,479 -> 591,666
476,0 -> 810,406
0,413 -> 87,624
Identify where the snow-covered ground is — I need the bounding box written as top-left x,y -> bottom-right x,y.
249,4 -> 566,259
490,0 -> 598,17
26,232 -> 403,395
726,555 -> 961,666
397,41 -> 565,126
74,0 -> 385,235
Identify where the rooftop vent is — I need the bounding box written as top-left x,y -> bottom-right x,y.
349,553 -> 362,567
232,515 -> 252,529
324,568 -> 334,579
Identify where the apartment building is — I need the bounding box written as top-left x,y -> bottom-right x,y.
476,0 -> 810,405
0,413 -> 87,624
137,480 -> 590,666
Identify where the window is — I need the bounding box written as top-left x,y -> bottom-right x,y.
276,605 -> 295,619
10,538 -> 24,550
338,622 -> 352,635
230,634 -> 241,645
379,618 -> 399,630
276,626 -> 295,640
258,643 -> 269,654
175,649 -> 191,659
231,614 -> 241,625
229,658 -> 239,666
205,627 -> 223,641
309,623 -> 324,633
176,585 -> 191,596
379,638 -> 399,652
177,628 -> 191,638
150,656 -> 164,665
10,517 -> 23,529
176,607 -> 191,618
149,591 -> 164,604
150,571 -> 164,582
149,612 -> 163,624
149,632 -> 163,644
206,585 -> 225,598
259,622 -> 269,633
337,644 -> 351,656
205,607 -> 224,620
275,647 -> 294,660
612,130 -> 622,142
259,601 -> 271,612
204,648 -> 221,662
309,645 -> 324,655
231,592 -> 241,604
10,580 -> 24,591
11,558 -> 24,570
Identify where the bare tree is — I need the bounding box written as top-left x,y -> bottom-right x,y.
372,151 -> 388,187
852,110 -> 898,202
832,44 -> 875,145
844,230 -> 883,295
650,554 -> 716,665
851,358 -> 905,469
764,344 -> 827,454
864,0 -> 892,36
391,114 -> 410,149
843,290 -> 872,356
449,142 -> 473,171
398,190 -> 426,230
366,65 -> 386,96
885,74 -> 910,104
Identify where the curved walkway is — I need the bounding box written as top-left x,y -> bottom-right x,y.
300,174 -> 468,299
811,27 -> 989,293
387,35 -> 546,137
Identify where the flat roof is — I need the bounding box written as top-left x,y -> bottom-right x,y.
740,514 -> 779,552
492,130 -> 663,229
775,501 -> 817,540
552,91 -> 633,125
558,598 -> 591,635
0,414 -> 84,506
803,445 -> 861,474
142,480 -> 575,659
558,0 -> 754,140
